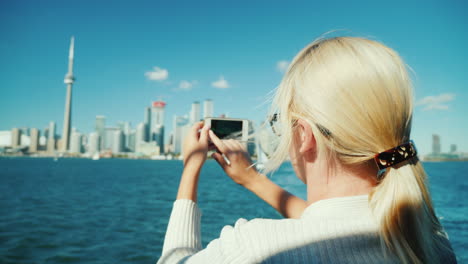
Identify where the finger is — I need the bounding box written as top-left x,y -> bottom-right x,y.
190,122 -> 204,137
211,152 -> 228,169
223,139 -> 236,150
236,140 -> 248,151
199,124 -> 210,143
209,130 -> 227,153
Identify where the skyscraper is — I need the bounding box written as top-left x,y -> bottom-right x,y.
88,132 -> 100,154
190,101 -> 201,124
112,130 -> 123,154
61,36 -> 76,152
29,128 -> 39,153
173,115 -> 190,154
123,121 -> 131,151
450,144 -> 457,153
11,128 -> 21,147
136,122 -> 146,152
103,127 -> 118,150
70,131 -> 82,153
151,101 -> 166,154
144,107 -> 151,142
432,134 -> 441,154
95,116 -> 106,149
47,121 -> 56,153
203,99 -> 214,119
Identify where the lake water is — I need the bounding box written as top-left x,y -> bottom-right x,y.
0,158 -> 466,263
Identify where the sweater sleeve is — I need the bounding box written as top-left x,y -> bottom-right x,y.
157,199 -> 250,264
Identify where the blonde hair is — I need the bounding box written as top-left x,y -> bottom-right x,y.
266,36 -> 452,263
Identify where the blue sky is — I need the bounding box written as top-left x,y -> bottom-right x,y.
0,0 -> 467,155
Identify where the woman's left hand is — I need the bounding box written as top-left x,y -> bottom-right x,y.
182,122 -> 210,169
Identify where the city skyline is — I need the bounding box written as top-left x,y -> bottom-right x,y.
1,0 -> 467,155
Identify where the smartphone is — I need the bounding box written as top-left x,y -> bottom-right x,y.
204,117 -> 249,141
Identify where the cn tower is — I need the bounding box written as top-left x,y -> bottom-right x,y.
61,36 -> 75,152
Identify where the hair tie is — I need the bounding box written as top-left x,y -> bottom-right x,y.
374,140 -> 417,177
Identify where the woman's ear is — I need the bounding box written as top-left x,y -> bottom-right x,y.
296,119 -> 316,155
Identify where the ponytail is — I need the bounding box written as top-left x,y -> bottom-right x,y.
369,161 -> 452,263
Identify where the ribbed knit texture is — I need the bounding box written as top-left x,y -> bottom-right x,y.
157,195 -> 399,263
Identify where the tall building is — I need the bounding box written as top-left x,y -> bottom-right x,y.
190,101 -> 201,124
95,116 -> 106,149
432,134 -> 441,154
127,130 -> 136,152
173,115 -> 190,154
450,144 -> 457,153
123,121 -> 131,151
47,121 -> 56,153
61,36 -> 76,152
0,131 -> 12,147
29,128 -> 39,153
103,127 -> 118,150
88,132 -> 100,154
70,131 -> 82,153
135,122 -> 146,152
151,101 -> 166,154
112,130 -> 123,153
203,99 -> 214,119
11,128 -> 21,147
144,107 -> 151,142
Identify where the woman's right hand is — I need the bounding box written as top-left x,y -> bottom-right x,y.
208,130 -> 260,187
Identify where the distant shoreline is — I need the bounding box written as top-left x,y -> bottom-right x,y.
1,155 -> 467,163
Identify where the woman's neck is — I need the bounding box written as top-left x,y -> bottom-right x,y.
306,159 -> 377,204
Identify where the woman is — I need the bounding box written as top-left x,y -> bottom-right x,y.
157,36 -> 456,263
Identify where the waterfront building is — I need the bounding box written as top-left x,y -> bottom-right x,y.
151,101 -> 166,154
203,99 -> 214,119
136,141 -> 160,156
88,132 -> 100,154
173,115 -> 190,155
61,36 -> 76,152
112,130 -> 123,154
70,131 -> 82,153
166,133 -> 174,153
103,127 -> 118,151
44,127 -> 49,140
450,144 -> 457,153
47,121 -> 56,153
48,121 -> 56,140
127,130 -> 136,152
29,128 -> 39,153
135,122 -> 146,153
123,121 -> 131,151
95,116 -> 106,149
11,128 -> 21,147
432,134 -> 441,154
0,131 -> 12,147
144,107 -> 151,142
190,101 -> 201,124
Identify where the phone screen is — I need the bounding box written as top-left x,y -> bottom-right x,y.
211,120 -> 243,139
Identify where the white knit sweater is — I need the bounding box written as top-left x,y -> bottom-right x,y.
157,195 -> 398,263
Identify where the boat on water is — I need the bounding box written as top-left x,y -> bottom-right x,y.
92,153 -> 100,160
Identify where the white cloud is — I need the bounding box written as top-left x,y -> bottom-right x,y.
276,60 -> 289,73
145,66 -> 168,81
416,93 -> 455,111
211,76 -> 229,89
178,80 -> 198,90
